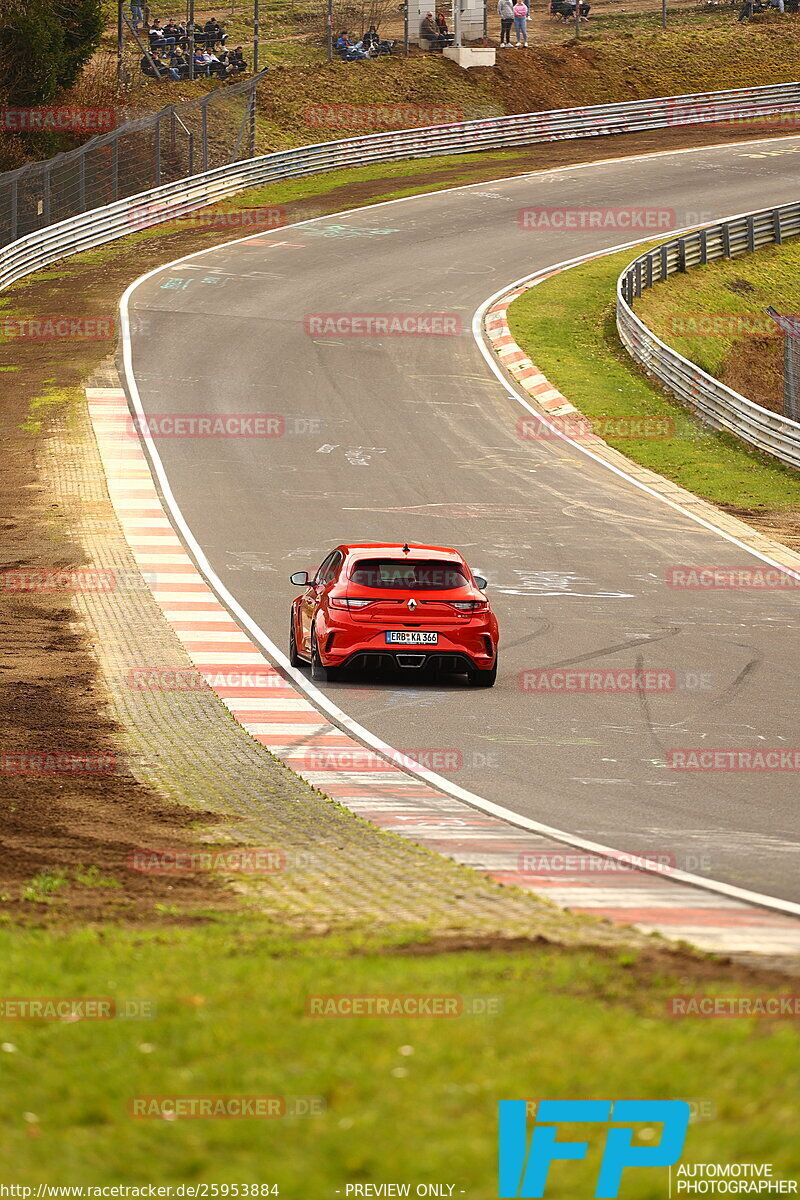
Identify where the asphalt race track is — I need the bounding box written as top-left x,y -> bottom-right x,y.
124,135 -> 800,904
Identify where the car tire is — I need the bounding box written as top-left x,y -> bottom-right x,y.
472,655 -> 498,688
311,630 -> 338,683
289,614 -> 303,667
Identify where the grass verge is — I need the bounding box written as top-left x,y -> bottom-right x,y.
507,246 -> 800,510
1,923 -> 799,1186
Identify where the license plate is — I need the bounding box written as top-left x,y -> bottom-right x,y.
385,631 -> 438,645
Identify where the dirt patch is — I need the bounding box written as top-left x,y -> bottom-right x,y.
717,504 -> 800,550
390,936 -> 800,983
720,335 -> 784,415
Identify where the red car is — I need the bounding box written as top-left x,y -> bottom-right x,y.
289,543 -> 498,687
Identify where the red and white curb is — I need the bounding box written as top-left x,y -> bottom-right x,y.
87,386 -> 800,956
485,277 -> 585,421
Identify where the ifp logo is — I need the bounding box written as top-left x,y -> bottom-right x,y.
498,1100 -> 690,1197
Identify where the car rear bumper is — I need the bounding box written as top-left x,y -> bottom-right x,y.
319,621 -> 496,673
340,649 -> 482,674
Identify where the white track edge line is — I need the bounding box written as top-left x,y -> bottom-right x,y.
118,140 -> 800,921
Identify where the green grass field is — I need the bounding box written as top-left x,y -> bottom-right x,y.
1,920 -> 798,1190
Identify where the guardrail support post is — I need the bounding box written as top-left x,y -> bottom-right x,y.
722,224 -> 731,259
746,215 -> 755,252
646,253 -> 653,289
773,208 -> 782,246
634,261 -> 642,299
678,238 -> 686,273
660,243 -> 668,281
700,228 -> 707,265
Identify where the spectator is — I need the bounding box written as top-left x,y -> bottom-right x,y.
141,50 -> 179,78
498,0 -> 514,45
512,0 -> 528,45
204,17 -> 227,48
160,20 -> 179,48
185,20 -> 205,45
419,11 -> 451,46
148,20 -> 165,49
130,0 -> 143,30
362,24 -> 394,53
193,45 -> 211,74
336,30 -> 368,58
435,9 -> 449,34
168,47 -> 190,76
228,45 -> 248,71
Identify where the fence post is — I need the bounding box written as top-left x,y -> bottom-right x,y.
10,177 -> 18,241
154,115 -> 162,185
111,137 -> 119,202
78,152 -> 87,212
202,98 -> 209,171
253,0 -> 260,71
43,166 -> 51,225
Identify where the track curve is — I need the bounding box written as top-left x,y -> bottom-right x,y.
124,136 -> 800,903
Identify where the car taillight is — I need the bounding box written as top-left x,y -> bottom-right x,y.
452,600 -> 489,613
330,597 -> 373,609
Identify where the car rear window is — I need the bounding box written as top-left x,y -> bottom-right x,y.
349,559 -> 469,591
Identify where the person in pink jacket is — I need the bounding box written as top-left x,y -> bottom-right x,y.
512,0 -> 529,45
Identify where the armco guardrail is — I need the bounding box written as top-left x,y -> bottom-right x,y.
617,201 -> 800,470
2,83 -> 800,310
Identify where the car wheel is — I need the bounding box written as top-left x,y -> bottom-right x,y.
311,630 -> 338,683
289,613 -> 303,667
472,655 -> 497,688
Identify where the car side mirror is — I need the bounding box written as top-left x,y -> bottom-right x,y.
290,571 -> 310,586
473,575 -> 488,591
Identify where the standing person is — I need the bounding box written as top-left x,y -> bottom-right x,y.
497,0 -> 514,45
130,0 -> 144,30
512,0 -> 528,45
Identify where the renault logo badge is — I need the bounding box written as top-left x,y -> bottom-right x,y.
407,598 -> 417,611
